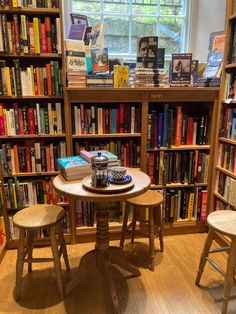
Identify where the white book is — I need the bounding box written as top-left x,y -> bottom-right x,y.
9,109 -> 16,136
32,0 -> 37,7
47,103 -> 53,134
65,39 -> 86,72
203,154 -> 209,183
34,142 -> 42,172
192,121 -> 198,145
56,102 -> 62,134
5,111 -> 11,136
56,18 -> 61,54
60,141 -> 66,157
74,105 -> 79,134
36,103 -> 41,134
98,107 -> 103,134
10,148 -> 16,173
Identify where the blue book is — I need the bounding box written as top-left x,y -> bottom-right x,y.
157,112 -> 164,148
162,104 -> 169,147
68,24 -> 86,40
57,155 -> 89,173
112,109 -> 116,133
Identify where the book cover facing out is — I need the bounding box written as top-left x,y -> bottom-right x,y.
68,24 -> 86,41
91,47 -> 109,73
136,36 -> 158,69
57,155 -> 89,170
171,53 -> 192,85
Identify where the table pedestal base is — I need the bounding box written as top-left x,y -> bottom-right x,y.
65,246 -> 141,313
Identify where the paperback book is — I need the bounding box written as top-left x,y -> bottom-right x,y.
136,36 -> 158,69
57,155 -> 90,173
68,24 -> 86,41
170,53 -> 192,85
91,47 -> 109,73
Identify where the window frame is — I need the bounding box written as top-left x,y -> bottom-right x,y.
68,0 -> 193,60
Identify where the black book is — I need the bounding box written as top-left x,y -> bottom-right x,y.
170,53 -> 192,85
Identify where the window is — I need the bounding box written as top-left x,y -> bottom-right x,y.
72,0 -> 190,58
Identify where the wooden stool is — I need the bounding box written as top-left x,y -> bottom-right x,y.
120,190 -> 164,271
195,210 -> 236,314
13,204 -> 70,301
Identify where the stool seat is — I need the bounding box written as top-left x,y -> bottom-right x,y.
126,190 -> 163,207
120,190 -> 164,271
14,205 -> 70,301
13,204 -> 65,229
207,210 -> 236,237
196,210 -> 236,314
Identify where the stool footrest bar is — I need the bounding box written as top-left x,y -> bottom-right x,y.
206,257 -> 226,277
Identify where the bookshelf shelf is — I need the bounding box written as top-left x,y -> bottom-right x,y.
0,53 -> 62,59
4,171 -> 60,177
151,183 -> 208,189
229,13 -> 236,20
0,96 -> 64,100
0,134 -> 66,139
72,133 -> 142,139
225,63 -> 236,69
147,145 -> 211,151
213,192 -> 236,209
216,166 -> 236,179
218,137 -> 236,145
0,8 -> 60,15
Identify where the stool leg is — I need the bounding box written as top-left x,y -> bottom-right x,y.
222,238 -> 236,314
15,228 -> 25,301
57,223 -> 70,271
120,203 -> 130,248
131,207 -> 138,244
195,227 -> 214,285
50,226 -> 64,299
149,207 -> 155,271
27,230 -> 33,273
156,205 -> 164,252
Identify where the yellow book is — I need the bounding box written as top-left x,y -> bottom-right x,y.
187,192 -> 195,220
21,15 -> 29,54
5,67 -> 12,96
12,0 -> 18,7
0,217 -> 6,245
33,17 -> 40,54
114,65 -> 129,88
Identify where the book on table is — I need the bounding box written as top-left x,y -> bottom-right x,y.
57,155 -> 90,180
79,150 -> 120,168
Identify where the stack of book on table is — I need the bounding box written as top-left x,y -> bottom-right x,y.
57,155 -> 90,181
79,150 -> 120,169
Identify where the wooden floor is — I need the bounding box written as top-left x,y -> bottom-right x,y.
0,233 -> 236,314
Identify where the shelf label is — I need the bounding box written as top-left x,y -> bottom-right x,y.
150,94 -> 164,100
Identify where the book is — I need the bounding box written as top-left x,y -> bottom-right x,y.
65,39 -> 86,72
68,24 -> 86,41
91,47 -> 109,73
136,36 -> 158,69
90,23 -> 106,48
113,65 -> 129,88
80,150 -> 118,162
70,13 -> 88,26
170,53 -> 192,85
57,155 -> 90,174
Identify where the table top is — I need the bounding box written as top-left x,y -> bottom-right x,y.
53,168 -> 151,202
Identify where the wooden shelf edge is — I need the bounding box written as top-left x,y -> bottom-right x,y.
218,137 -> 236,145
0,134 -> 66,139
72,133 -> 141,138
213,191 -> 236,209
0,53 -> 62,58
147,145 -> 210,151
216,166 -> 236,179
151,183 -> 208,189
4,171 -> 59,177
66,87 -> 220,92
0,95 -> 64,99
229,13 -> 236,20
0,243 -> 6,264
225,63 -> 236,69
0,7 -> 60,14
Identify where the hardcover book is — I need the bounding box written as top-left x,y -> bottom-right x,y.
80,150 -> 118,162
170,53 -> 192,85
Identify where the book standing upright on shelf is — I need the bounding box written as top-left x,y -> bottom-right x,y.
170,53 -> 192,86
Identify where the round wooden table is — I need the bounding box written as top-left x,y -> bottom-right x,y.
53,168 -> 150,313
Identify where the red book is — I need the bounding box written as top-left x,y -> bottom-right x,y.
25,147 -> 32,172
175,105 -> 182,146
0,103 -> 5,135
28,108 -> 35,134
148,152 -> 155,184
186,116 -> 194,145
200,190 -> 208,221
28,22 -> 35,54
119,103 -> 124,133
13,15 -> 20,54
125,142 -> 130,167
46,63 -> 52,96
41,23 -> 47,53
45,17 -> 52,53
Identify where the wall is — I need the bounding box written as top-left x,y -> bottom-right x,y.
190,0 -> 227,62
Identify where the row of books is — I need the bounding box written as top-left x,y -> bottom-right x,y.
0,102 -> 64,136
75,200 -> 122,227
218,143 -> 236,173
130,68 -> 168,88
0,59 -> 63,96
72,103 -> 141,135
224,73 -> 236,99
216,171 -> 236,208
75,139 -> 141,168
0,15 -> 61,54
148,151 -> 209,186
86,73 -> 113,88
219,106 -> 236,140
147,105 -> 209,148
228,19 -> 236,64
3,177 -> 68,210
0,140 -> 66,174
161,188 -> 208,222
8,211 -> 69,240
0,0 -> 59,8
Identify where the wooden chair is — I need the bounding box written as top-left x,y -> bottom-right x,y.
195,210 -> 236,314
120,190 -> 164,271
13,204 -> 70,301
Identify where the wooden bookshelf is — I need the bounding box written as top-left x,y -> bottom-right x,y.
209,0 -> 236,213
65,87 -> 219,241
0,0 -> 70,249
